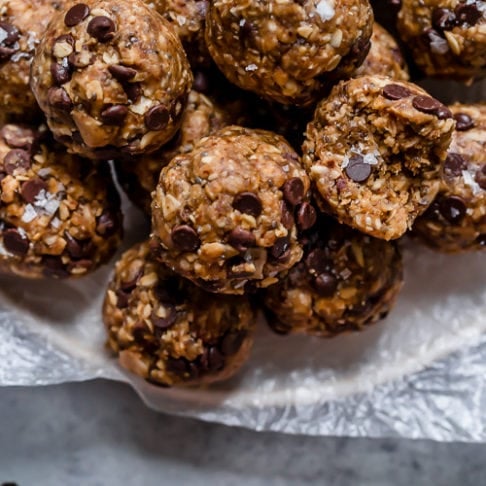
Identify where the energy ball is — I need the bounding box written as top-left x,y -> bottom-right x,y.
205,0 -> 374,106
397,0 -> 486,82
413,103 -> 486,252
302,75 -> 455,240
262,216 -> 403,337
0,123 -> 123,278
30,0 -> 193,160
0,0 -> 63,119
103,241 -> 256,387
354,23 -> 409,80
115,90 -> 234,215
151,126 -> 315,294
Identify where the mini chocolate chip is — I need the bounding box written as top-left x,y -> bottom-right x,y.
3,229 -> 29,256
228,227 -> 255,252
41,255 -> 69,278
306,248 -> 330,274
124,82 -> 141,102
108,64 -> 137,82
96,209 -> 118,236
455,2 -> 482,26
144,105 -> 170,131
220,330 -> 246,356
0,125 -> 35,150
436,105 -> 453,120
0,22 -> 20,45
152,305 -> 177,329
114,289 -> 129,308
3,149 -> 31,174
412,95 -> 451,119
345,154 -> 372,183
313,272 -> 338,297
439,196 -> 467,224
475,165 -> 486,190
171,224 -> 200,252
281,201 -> 294,229
166,357 -> 189,374
232,192 -> 262,217
444,152 -> 467,176
51,62 -> 72,85
282,177 -> 304,206
100,105 -> 128,126
296,202 -> 317,231
64,3 -> 90,27
192,70 -> 210,94
207,346 -> 225,371
20,178 -> 47,203
47,87 -> 72,111
120,269 -> 142,292
454,112 -> 474,131
64,232 -> 93,259
382,84 -> 412,100
270,236 -> 290,259
0,46 -> 16,62
87,16 -> 116,43
431,8 -> 456,31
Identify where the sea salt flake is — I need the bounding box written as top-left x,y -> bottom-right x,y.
51,217 -> 61,229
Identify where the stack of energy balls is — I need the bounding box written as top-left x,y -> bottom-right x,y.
0,0 -> 484,387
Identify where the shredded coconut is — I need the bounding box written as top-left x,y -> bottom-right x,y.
429,31 -> 449,55
462,170 -> 482,195
245,64 -> 258,72
340,268 -> 352,280
315,0 -> 335,21
21,204 -> 37,223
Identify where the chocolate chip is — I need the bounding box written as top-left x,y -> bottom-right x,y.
439,196 -> 466,224
64,232 -> 93,259
345,154 -> 371,183
50,62 -> 72,85
282,177 -> 304,206
220,330 -> 246,356
431,8 -> 456,31
296,202 -> 317,231
124,82 -> 141,102
232,192 -> 262,217
3,149 -> 31,174
144,105 -> 170,131
454,112 -> 474,131
270,236 -> 290,260
306,248 -> 329,274
96,209 -> 118,236
100,105 -> 128,126
455,2 -> 482,26
382,84 -> 412,100
47,87 -> 72,111
108,64 -> 137,82
412,95 -> 452,119
0,22 -> 20,45
3,229 -> 29,256
228,227 -> 255,253
207,346 -> 225,371
55,34 -> 75,47
444,152 -> 467,177
87,16 -> 116,43
20,178 -> 47,203
192,70 -> 210,94
171,224 -> 200,252
313,272 -> 338,297
152,305 -> 177,329
281,201 -> 294,229
41,255 -> 69,278
115,289 -> 129,308
64,3 -> 90,27
0,46 -> 16,62
120,269 -> 142,292
166,357 -> 189,374
0,125 -> 35,150
475,165 -> 486,190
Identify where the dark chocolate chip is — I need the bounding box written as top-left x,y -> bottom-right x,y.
439,196 -> 467,224
412,95 -> 452,119
100,104 -> 128,126
382,84 -> 412,100
0,46 -> 16,62
192,70 -> 210,94
171,224 -> 200,252
144,105 -> 170,131
270,236 -> 290,260
232,192 -> 262,217
431,8 -> 456,31
64,3 -> 90,27
166,357 -> 189,374
20,178 -> 47,203
207,346 -> 225,371
152,305 -> 177,329
3,149 -> 31,174
124,82 -> 141,102
306,248 -> 330,274
0,21 -> 20,45
228,227 -> 255,253
220,330 -> 246,356
313,272 -> 338,297
444,152 -> 467,177
454,112 -> 474,131
87,16 -> 116,43
0,125 -> 35,150
47,87 -> 73,111
296,202 -> 317,231
108,64 -> 137,82
281,201 -> 294,229
119,269 -> 142,292
96,209 -> 118,236
3,228 -> 29,256
51,62 -> 72,85
455,2 -> 482,26
64,232 -> 93,259
345,154 -> 371,183
475,165 -> 486,190
41,255 -> 69,278
282,177 -> 304,206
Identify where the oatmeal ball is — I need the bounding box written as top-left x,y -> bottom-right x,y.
262,216 -> 403,337
0,0 -> 64,119
103,241 -> 256,387
413,103 -> 486,252
0,123 -> 122,279
151,126 -> 315,294
397,0 -> 486,82
30,0 -> 193,160
115,90 -> 234,215
205,0 -> 374,106
354,23 -> 409,80
302,75 -> 455,240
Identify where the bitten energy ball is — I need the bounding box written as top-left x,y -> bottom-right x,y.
303,75 -> 455,240
354,23 -> 409,80
103,241 -> 256,387
115,90 -> 232,215
397,0 -> 486,82
413,103 -> 486,252
0,0 -> 63,119
0,123 -> 122,278
206,0 -> 374,106
30,0 -> 193,159
262,216 -> 403,337
152,126 -> 315,294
